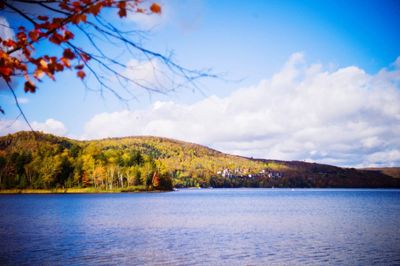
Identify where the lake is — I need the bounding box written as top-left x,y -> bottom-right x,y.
0,189 -> 399,265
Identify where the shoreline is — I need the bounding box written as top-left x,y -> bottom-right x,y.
0,187 -> 171,194
1,187 -> 399,194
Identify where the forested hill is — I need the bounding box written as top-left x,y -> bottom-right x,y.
0,131 -> 399,191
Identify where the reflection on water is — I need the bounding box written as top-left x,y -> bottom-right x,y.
1,189 -> 400,265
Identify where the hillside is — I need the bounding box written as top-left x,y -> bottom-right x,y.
0,131 -> 399,191
362,167 -> 400,179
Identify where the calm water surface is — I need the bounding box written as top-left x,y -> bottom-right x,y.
0,189 -> 399,265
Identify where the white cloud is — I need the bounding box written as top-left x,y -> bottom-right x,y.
129,12 -> 167,30
123,59 -> 167,89
0,118 -> 67,136
17,97 -> 29,104
80,54 -> 400,167
32,119 -> 67,136
119,58 -> 192,96
0,16 -> 14,47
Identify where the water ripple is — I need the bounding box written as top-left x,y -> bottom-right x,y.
0,189 -> 399,265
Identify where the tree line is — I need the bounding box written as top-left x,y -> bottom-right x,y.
1,131 -> 399,191
0,134 -> 173,191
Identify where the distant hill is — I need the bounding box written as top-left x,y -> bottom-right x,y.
0,131 -> 399,191
362,167 -> 400,179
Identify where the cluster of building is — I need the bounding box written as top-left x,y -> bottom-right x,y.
216,168 -> 283,179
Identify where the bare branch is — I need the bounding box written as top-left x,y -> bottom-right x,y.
6,81 -> 35,132
0,113 -> 22,132
1,1 -> 38,26
38,2 -> 71,16
1,0 -> 218,113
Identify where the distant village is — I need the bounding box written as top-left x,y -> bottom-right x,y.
216,168 -> 284,179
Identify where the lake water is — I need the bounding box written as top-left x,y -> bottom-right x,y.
0,189 -> 399,265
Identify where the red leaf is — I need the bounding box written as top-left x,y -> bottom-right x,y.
72,2 -> 81,8
24,80 -> 36,93
63,48 -> 75,59
150,3 -> 161,14
0,67 -> 12,78
118,1 -> 127,17
64,30 -> 75,41
80,52 -> 90,62
49,32 -> 64,44
16,32 -> 27,42
118,8 -> 127,17
38,15 -> 49,21
3,39 -> 17,47
28,30 -> 39,42
88,3 -> 102,16
54,63 -> 64,72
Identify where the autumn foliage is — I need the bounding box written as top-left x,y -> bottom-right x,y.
1,131 -> 398,191
0,0 -> 162,93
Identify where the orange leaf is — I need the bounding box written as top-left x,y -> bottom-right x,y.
80,14 -> 87,23
88,3 -> 102,16
38,58 -> 48,69
72,14 -> 87,24
72,2 -> 81,8
118,1 -> 126,9
61,57 -> 71,68
33,69 -> 44,80
0,67 -> 12,78
77,70 -> 86,79
150,3 -> 161,14
45,70 -> 55,80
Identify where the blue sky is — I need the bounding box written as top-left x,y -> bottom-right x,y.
1,0 -> 400,167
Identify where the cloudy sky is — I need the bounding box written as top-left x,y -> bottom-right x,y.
1,0 -> 400,167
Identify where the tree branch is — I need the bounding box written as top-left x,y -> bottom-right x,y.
6,81 -> 35,133
1,1 -> 38,26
